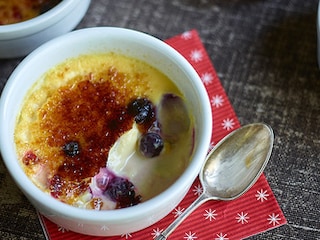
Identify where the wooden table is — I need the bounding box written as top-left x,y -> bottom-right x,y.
1,0 -> 319,239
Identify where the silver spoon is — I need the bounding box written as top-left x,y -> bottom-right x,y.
156,123 -> 274,240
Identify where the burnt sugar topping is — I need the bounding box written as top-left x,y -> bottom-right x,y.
15,53 -> 194,209
29,67 -> 142,203
40,72 -> 135,181
45,80 -> 133,197
0,0 -> 62,25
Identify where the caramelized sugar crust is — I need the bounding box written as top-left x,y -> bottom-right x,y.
15,53 -> 180,205
0,0 -> 61,25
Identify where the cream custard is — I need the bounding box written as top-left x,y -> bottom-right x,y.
14,53 -> 194,210
0,0 -> 62,25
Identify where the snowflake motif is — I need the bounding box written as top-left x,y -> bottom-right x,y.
204,209 -> 218,221
190,49 -> 203,63
101,225 -> 109,231
201,72 -> 214,85
236,212 -> 249,224
181,31 -> 192,40
57,225 -> 69,233
211,95 -> 224,108
173,206 -> 185,218
184,231 -> 198,240
222,118 -> 235,131
256,189 -> 269,202
192,184 -> 203,196
215,233 -> 229,240
267,213 -> 281,226
121,233 -> 133,239
151,228 -> 163,238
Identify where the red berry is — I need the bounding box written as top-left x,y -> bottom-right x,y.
22,151 -> 39,165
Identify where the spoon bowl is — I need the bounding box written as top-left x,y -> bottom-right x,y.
156,123 -> 274,239
202,122 -> 273,200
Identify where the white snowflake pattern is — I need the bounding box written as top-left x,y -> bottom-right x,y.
190,49 -> 203,63
57,225 -> 69,233
236,212 -> 249,224
222,118 -> 235,131
204,209 -> 218,221
151,228 -> 163,238
100,225 -> 109,231
211,95 -> 224,108
173,206 -> 185,218
121,233 -> 133,239
192,184 -> 203,196
181,31 -> 192,40
256,189 -> 269,202
267,213 -> 281,226
184,231 -> 198,240
201,72 -> 214,85
215,233 -> 229,240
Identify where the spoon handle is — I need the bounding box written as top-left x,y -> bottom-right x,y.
156,193 -> 209,240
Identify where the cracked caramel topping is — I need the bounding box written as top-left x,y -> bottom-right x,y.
15,53 -> 181,206
0,0 -> 61,25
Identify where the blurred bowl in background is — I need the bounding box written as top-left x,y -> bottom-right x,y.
0,0 -> 91,59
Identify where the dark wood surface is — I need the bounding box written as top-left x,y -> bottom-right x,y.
1,1 -> 319,239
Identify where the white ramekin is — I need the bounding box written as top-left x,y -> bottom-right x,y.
0,27 -> 212,236
0,0 -> 91,58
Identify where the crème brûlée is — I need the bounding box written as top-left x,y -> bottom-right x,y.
0,0 -> 61,25
14,53 -> 195,210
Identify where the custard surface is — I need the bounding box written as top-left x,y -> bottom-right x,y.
15,53 -> 194,209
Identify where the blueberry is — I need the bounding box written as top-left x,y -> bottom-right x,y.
62,141 -> 80,157
127,98 -> 155,124
104,177 -> 141,208
139,132 -> 164,158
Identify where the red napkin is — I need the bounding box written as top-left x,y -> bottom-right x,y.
39,30 -> 286,240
